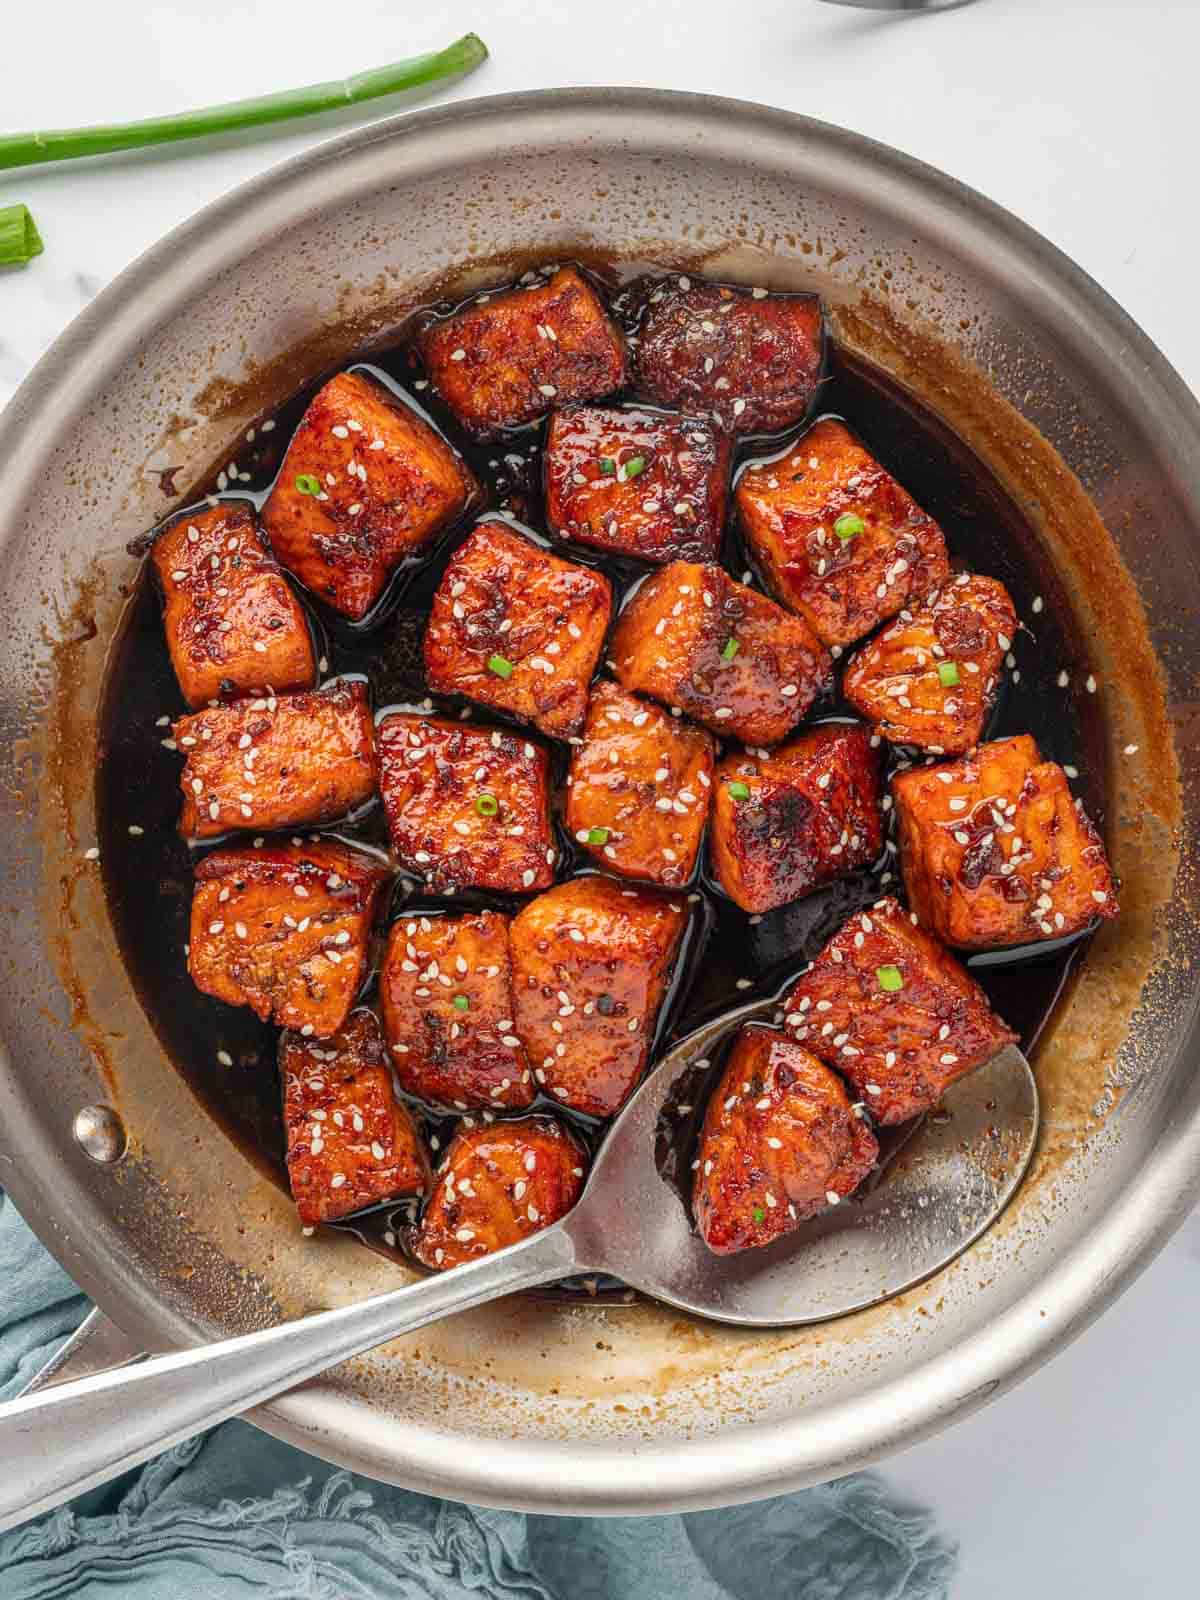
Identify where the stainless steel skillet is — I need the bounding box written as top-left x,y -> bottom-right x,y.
0,90 -> 1194,1514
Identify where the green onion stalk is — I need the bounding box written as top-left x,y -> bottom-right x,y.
0,35 -> 488,268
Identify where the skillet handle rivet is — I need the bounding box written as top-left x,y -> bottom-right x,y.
73,1105 -> 127,1164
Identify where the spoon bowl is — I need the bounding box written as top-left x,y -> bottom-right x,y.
567,998 -> 1038,1325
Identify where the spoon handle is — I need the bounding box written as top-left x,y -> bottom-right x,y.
0,1223 -> 578,1532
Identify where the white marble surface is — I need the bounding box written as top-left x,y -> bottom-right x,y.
4,0 -> 1199,1590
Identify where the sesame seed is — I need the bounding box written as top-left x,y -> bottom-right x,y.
217,1049 -> 233,1066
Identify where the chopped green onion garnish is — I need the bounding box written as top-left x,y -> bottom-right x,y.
487,654 -> 514,679
295,473 -> 321,496
452,994 -> 470,1012
937,660 -> 961,687
475,792 -> 499,817
752,1206 -> 766,1224
721,637 -> 740,662
728,781 -> 751,801
621,455 -> 646,480
0,204 -> 43,267
586,827 -> 610,845
598,457 -> 617,476
877,965 -> 904,993
834,512 -> 865,542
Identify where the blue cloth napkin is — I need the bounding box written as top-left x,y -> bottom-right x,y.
0,1195 -> 956,1598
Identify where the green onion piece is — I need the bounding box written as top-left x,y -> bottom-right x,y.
728,781 -> 751,801
0,36 -> 489,173
752,1206 -> 766,1224
475,792 -> 499,817
721,637 -> 740,662
598,457 -> 617,476
586,827 -> 610,846
452,995 -> 470,1012
622,455 -> 647,480
876,964 -> 904,993
0,204 -> 43,267
834,512 -> 866,542
295,473 -> 321,497
487,654 -> 514,679
937,660 -> 961,687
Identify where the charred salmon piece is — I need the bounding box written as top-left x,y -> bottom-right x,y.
893,734 -> 1120,949
566,681 -> 715,886
633,277 -> 823,435
412,1115 -> 587,1270
709,721 -> 883,914
418,266 -> 626,438
510,875 -> 688,1119
260,369 -> 476,622
151,501 -> 315,709
174,679 -> 377,839
281,1008 -> 429,1228
378,908 -> 534,1112
843,574 -> 1017,754
694,1025 -> 878,1255
424,520 -> 612,739
188,839 -> 389,1037
609,560 -> 829,746
736,418 -> 951,648
377,712 -> 555,894
544,404 -> 730,564
782,896 -> 1018,1124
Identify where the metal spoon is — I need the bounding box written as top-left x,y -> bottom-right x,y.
816,1 -> 979,11
0,1000 -> 1036,1530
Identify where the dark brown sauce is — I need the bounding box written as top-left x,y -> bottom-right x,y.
95,264 -> 1109,1288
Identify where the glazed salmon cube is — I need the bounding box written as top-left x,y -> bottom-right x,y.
412,1116 -> 586,1270
893,734 -> 1120,949
633,277 -> 823,434
281,1009 -> 429,1227
782,897 -> 1017,1124
188,839 -> 389,1036
151,501 -> 315,708
419,267 -> 626,437
843,574 -> 1017,753
379,909 -> 533,1111
609,561 -> 829,745
566,681 -> 715,886
510,876 -> 688,1119
544,405 -> 730,564
377,713 -> 555,893
709,722 -> 883,914
260,370 -> 476,621
694,1026 -> 878,1255
424,521 -> 611,739
174,679 -> 377,840
736,419 -> 951,647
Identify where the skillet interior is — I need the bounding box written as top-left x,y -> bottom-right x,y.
0,90 -> 1196,1513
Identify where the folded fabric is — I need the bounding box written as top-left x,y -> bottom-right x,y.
0,1196 -> 957,1599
